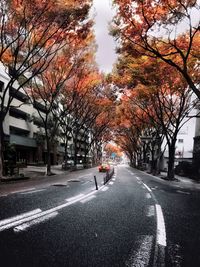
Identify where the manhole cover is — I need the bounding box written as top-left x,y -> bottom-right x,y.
52,184 -> 67,187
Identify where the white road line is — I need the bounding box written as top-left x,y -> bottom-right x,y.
14,212 -> 58,232
177,190 -> 190,195
147,206 -> 155,217
80,195 -> 96,203
0,209 -> 42,227
0,209 -> 54,232
155,204 -> 166,247
125,235 -> 153,267
0,184 -> 106,232
12,188 -> 36,194
0,194 -> 8,197
145,193 -> 151,199
20,189 -> 46,195
112,178 -> 116,181
82,181 -> 90,185
66,194 -> 84,202
151,186 -> 158,190
77,173 -> 92,179
143,183 -> 152,192
109,181 -> 114,185
101,186 -> 109,192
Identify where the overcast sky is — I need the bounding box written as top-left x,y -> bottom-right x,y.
92,0 -> 117,73
92,1 -> 200,73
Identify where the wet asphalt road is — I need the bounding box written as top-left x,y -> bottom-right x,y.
0,165 -> 200,266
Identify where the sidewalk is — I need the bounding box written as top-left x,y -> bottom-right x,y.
0,165 -> 95,196
157,171 -> 200,190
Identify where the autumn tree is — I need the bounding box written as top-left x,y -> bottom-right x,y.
112,0 -> 200,98
61,67 -> 114,168
113,101 -> 149,167
29,26 -> 96,175
104,143 -> 123,159
28,48 -> 81,175
113,54 -> 196,180
0,0 -> 92,177
57,44 -> 101,167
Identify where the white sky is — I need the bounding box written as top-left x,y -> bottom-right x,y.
92,1 -> 200,73
92,0 -> 117,73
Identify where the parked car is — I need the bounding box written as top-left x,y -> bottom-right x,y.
98,163 -> 110,172
62,160 -> 74,169
175,161 -> 192,176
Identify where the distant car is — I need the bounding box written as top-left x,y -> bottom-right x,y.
98,163 -> 110,172
62,160 -> 74,169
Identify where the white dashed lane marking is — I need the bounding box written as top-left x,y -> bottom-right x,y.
125,235 -> 153,267
20,189 -> 46,195
14,212 -> 58,232
147,206 -> 155,217
142,182 -> 167,247
12,188 -> 36,195
145,193 -> 151,199
142,183 -> 152,192
0,209 -> 42,227
66,194 -> 84,202
155,204 -> 166,247
80,195 -> 96,203
101,186 -> 109,192
176,190 -> 190,195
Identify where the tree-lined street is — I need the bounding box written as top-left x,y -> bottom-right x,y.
0,1 -> 200,266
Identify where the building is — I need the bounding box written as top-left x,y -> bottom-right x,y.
162,106 -> 197,171
0,64 -> 94,167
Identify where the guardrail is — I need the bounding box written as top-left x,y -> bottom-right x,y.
103,168 -> 114,185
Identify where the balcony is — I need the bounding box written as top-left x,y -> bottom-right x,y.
9,116 -> 30,132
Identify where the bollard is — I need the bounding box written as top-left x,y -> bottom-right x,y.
94,175 -> 98,190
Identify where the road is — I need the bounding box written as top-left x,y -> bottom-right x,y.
0,165 -> 200,266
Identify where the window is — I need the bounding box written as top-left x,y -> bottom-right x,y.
178,139 -> 184,143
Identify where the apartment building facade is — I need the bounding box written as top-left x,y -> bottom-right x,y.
0,64 -> 95,166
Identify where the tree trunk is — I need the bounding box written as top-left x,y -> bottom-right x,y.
151,150 -> 160,175
167,144 -> 176,180
63,140 -> 68,170
0,118 -> 5,178
0,136 -> 3,179
46,137 -> 51,175
73,136 -> 78,168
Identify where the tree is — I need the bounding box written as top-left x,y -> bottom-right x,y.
0,0 -> 92,177
62,68 -> 114,167
112,101 -> 148,167
28,49 -> 79,175
112,0 -> 200,98
113,54 -> 196,179
104,143 -> 123,159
